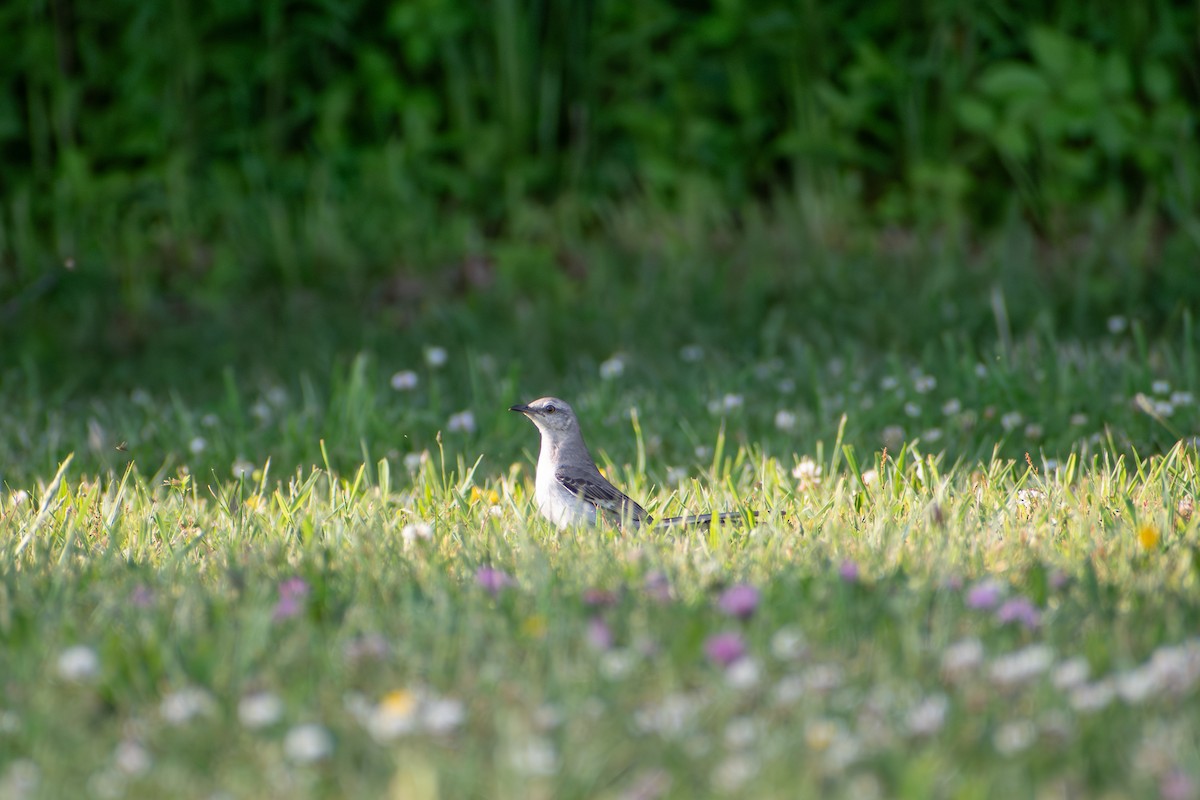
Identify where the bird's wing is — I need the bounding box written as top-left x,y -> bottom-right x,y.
555,465 -> 650,525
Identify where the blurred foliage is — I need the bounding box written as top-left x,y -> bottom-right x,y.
0,0 -> 1198,379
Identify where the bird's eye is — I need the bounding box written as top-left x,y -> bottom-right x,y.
545,405 -> 557,414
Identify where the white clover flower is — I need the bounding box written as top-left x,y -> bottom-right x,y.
238,692 -> 284,729
904,402 -> 921,418
1107,316 -> 1128,334
942,398 -> 962,416
425,347 -> 448,368
914,375 -> 937,394
905,694 -> 949,737
633,694 -> 700,737
1171,391 -> 1194,406
1070,680 -> 1116,713
390,370 -> 419,391
600,649 -> 637,680
1000,411 -> 1024,432
777,378 -> 796,394
679,344 -> 704,363
774,410 -> 797,431
666,466 -> 688,487
803,663 -> 843,694
447,410 -> 476,434
509,736 -> 558,776
201,413 -> 220,427
881,425 -> 905,448
791,457 -> 822,484
160,687 -> 215,726
725,658 -> 761,691
57,645 -> 100,682
860,469 -> 879,487
284,723 -> 333,763
404,451 -> 426,472
1052,657 -> 1090,691
993,720 -> 1037,756
1152,380 -> 1171,395
114,740 -> 152,776
772,675 -> 806,706
421,697 -> 466,735
599,355 -> 626,380
9,490 -> 30,507
250,400 -> 272,423
922,428 -> 943,443
941,638 -> 984,680
989,645 -> 1054,689
712,754 -> 758,793
189,437 -> 207,455
1024,423 -> 1043,439
401,522 -> 433,543
723,717 -> 759,750
232,458 -> 255,479
770,627 -> 808,661
130,388 -> 152,406
975,363 -> 988,377
708,394 -> 743,414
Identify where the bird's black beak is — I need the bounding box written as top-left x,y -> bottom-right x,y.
509,403 -> 532,414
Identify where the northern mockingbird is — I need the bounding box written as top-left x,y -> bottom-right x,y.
510,396 -> 751,529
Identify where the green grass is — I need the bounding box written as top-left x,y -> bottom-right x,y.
2,320 -> 1199,798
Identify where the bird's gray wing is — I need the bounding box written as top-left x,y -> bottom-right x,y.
555,465 -> 650,525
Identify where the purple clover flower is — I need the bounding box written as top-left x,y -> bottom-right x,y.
704,632 -> 747,667
643,571 -> 673,603
995,597 -> 1041,630
717,584 -> 760,619
272,577 -> 310,622
582,588 -> 618,608
586,616 -> 614,651
839,560 -> 860,583
965,579 -> 1005,610
129,585 -> 155,609
475,566 -> 515,596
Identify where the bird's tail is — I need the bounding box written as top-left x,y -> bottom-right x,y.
656,511 -> 756,529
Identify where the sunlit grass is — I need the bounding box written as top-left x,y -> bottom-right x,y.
2,410 -> 1199,797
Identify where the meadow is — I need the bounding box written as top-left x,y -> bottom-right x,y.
2,301 -> 1199,798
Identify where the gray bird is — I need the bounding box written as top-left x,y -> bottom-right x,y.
510,397 -> 752,529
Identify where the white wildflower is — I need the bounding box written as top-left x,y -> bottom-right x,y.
712,754 -> 758,793
860,469 -> 879,487
390,370 -> 419,391
447,410 -> 476,434
57,645 -> 100,683
914,375 -> 937,394
114,741 -> 151,776
941,638 -> 984,680
1069,680 -> 1116,713
770,627 -> 807,661
250,400 -> 272,423
791,457 -> 822,485
1052,657 -> 1090,691
774,410 -> 797,431
160,687 -> 215,725
421,697 -> 466,735
1107,316 -> 1127,334
599,355 -> 626,380
232,458 -> 255,479
238,692 -> 284,729
993,720 -> 1037,756
509,736 -> 558,776
1171,391 -> 1194,406
1152,380 -> 1171,395
284,723 -> 333,763
1069,412 -> 1089,426
425,347 -> 448,368
600,649 -> 638,681
189,437 -> 207,455
989,644 -> 1054,689
904,402 -> 921,418
725,658 -> 761,691
905,694 -> 949,737
942,398 -> 962,415
401,522 -> 433,543
404,451 -> 426,471
679,344 -> 704,363
1000,411 -> 1023,432
880,376 -> 899,391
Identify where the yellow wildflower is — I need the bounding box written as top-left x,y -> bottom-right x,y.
1136,523 -> 1160,550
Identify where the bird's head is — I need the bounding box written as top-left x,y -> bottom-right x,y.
510,396 -> 579,437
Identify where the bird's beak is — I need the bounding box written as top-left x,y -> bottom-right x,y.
509,403 -> 532,414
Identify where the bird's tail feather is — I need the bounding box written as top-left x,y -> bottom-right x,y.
656,511 -> 755,529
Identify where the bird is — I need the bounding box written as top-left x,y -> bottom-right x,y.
510,396 -> 752,529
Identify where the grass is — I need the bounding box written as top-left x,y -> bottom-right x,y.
2,312 -> 1199,798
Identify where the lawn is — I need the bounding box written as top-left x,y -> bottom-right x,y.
2,304 -> 1198,798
